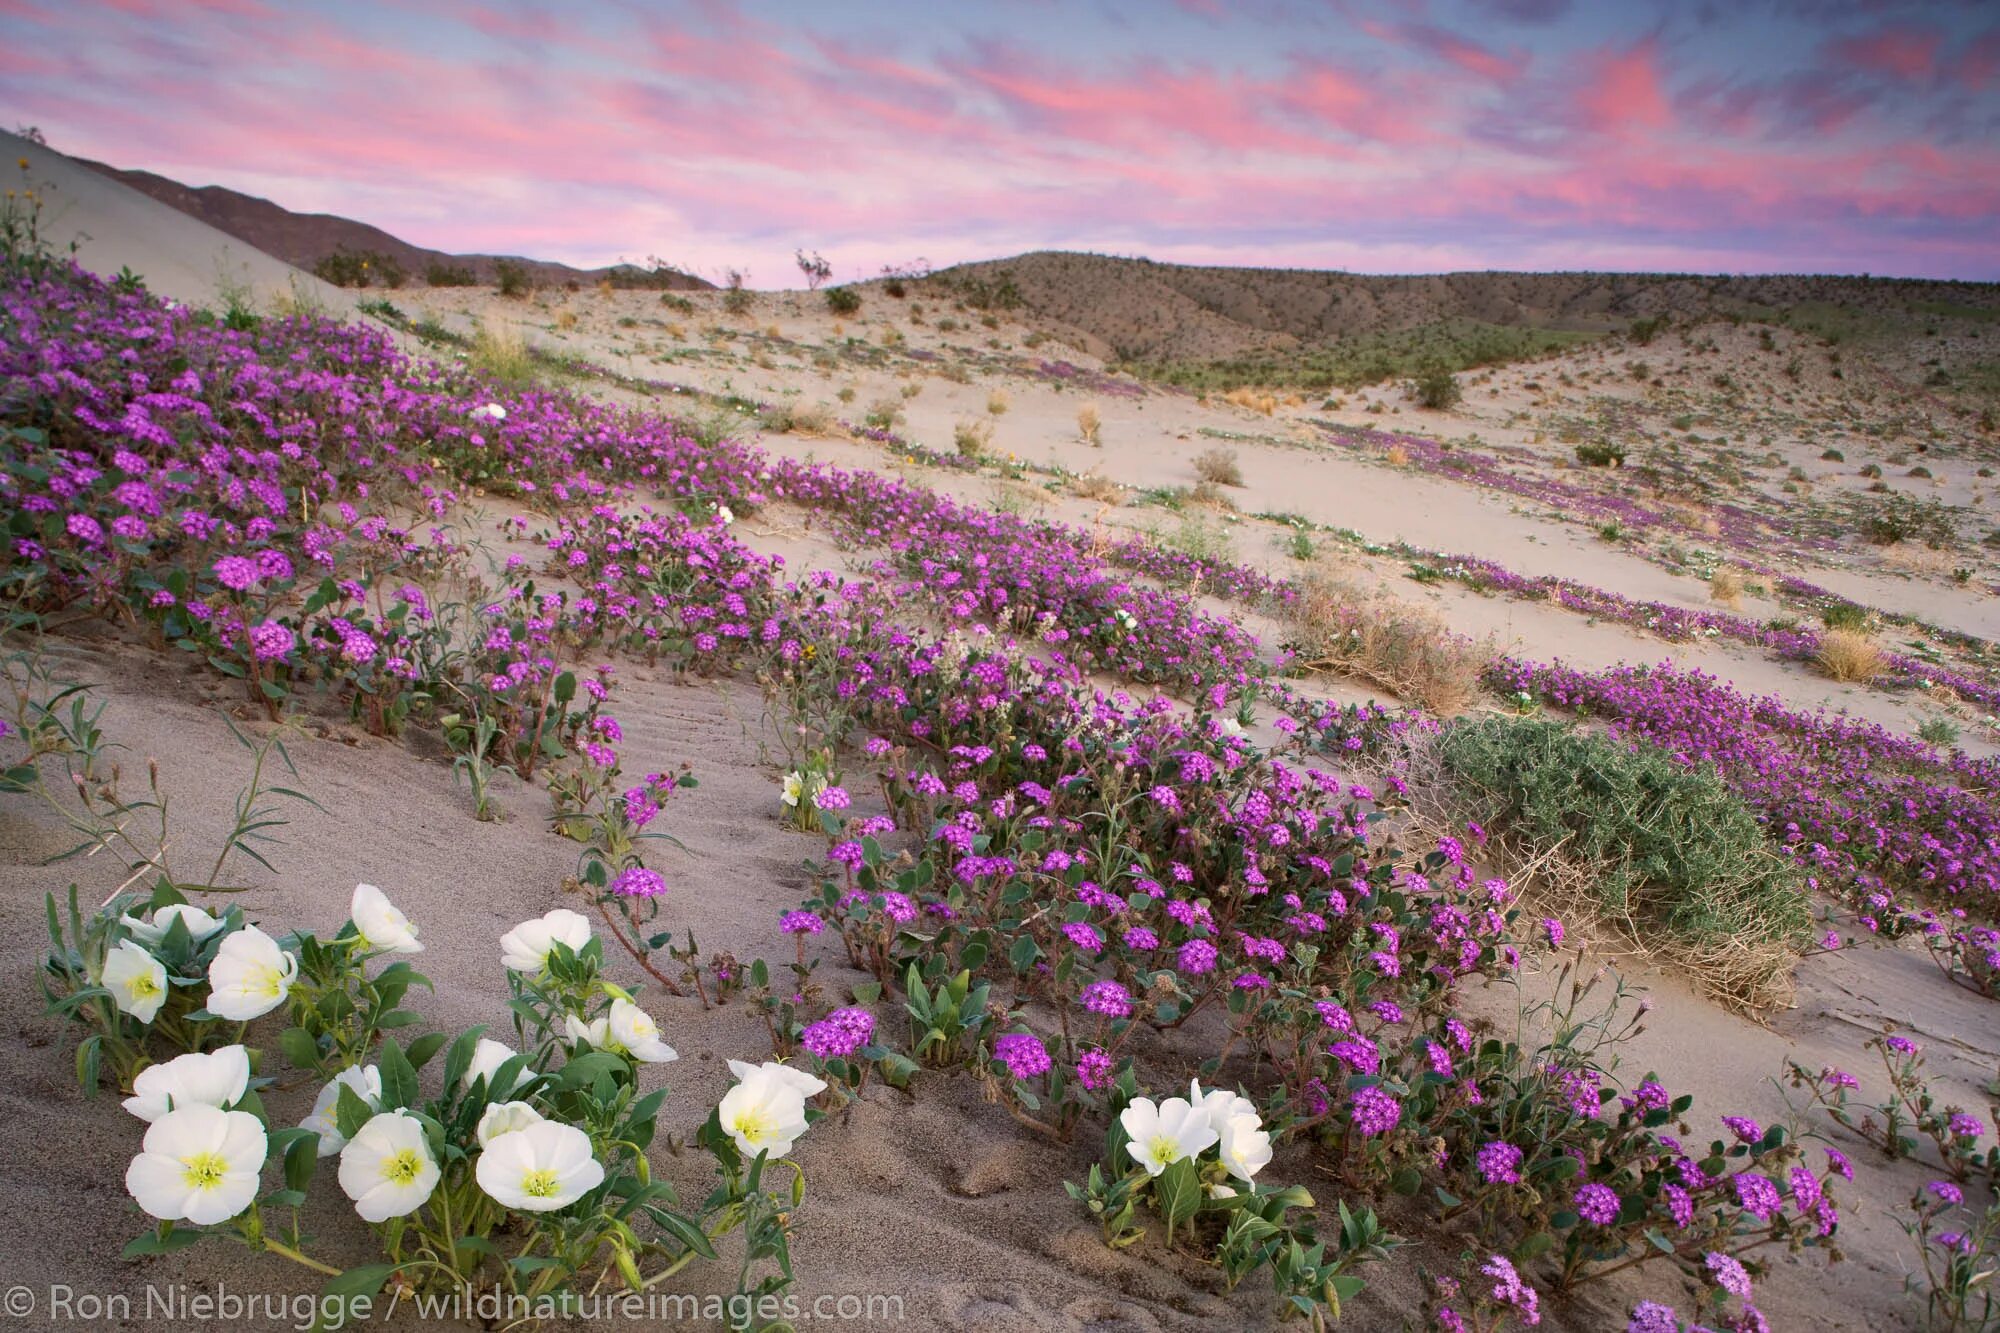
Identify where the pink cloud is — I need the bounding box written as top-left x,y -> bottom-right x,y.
1825,24 -> 1942,82
1576,40 -> 1672,133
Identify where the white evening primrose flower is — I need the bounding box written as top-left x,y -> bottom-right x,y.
120,903 -> 225,949
301,1065 -> 382,1157
1119,1096 -> 1219,1177
350,883 -> 422,954
1217,1113 -> 1273,1183
726,1058 -> 827,1099
475,1120 -> 603,1212
462,1038 -> 518,1090
563,1013 -> 609,1050
715,504 -> 734,525
125,1104 -> 267,1225
123,1045 -> 252,1122
607,999 -> 678,1064
475,1100 -> 545,1147
718,1064 -> 813,1159
1188,1079 -> 1260,1139
102,940 -> 169,1023
472,402 -> 507,422
338,1110 -> 439,1222
205,925 -> 297,1021
779,771 -> 804,808
499,908 -> 592,973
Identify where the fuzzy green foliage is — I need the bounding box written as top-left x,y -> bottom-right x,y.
1435,717 -> 1812,958
1125,319 -> 1598,393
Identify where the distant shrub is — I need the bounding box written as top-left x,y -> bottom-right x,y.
1815,627 -> 1882,682
825,286 -> 861,316
1192,446 -> 1243,487
1858,463 -> 1882,479
1070,472 -> 1122,504
425,261 -> 476,287
952,419 -> 990,459
1820,602 -> 1870,632
1860,492 -> 1955,547
1627,314 -> 1669,345
863,398 -> 902,433
1425,716 -> 1810,1009
1708,567 -> 1745,606
1077,403 -> 1102,448
313,249 -> 404,289
494,259 -> 531,299
1819,448 -> 1844,462
468,320 -> 538,386
720,268 -> 751,315
986,388 -> 1009,416
1407,361 -> 1461,410
1573,441 -> 1626,467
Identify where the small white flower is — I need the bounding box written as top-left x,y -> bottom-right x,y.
205,925 -> 297,1021
120,903 -> 225,949
1188,1078 -> 1259,1139
125,1104 -> 267,1225
499,908 -> 591,973
779,771 -> 804,808
562,1013 -> 609,1049
102,940 -> 169,1023
1217,1113 -> 1273,1183
1119,1096 -> 1218,1177
472,402 -> 507,422
123,1045 -> 252,1122
301,1066 -> 383,1157
475,1100 -> 545,1147
475,1120 -> 604,1212
607,999 -> 678,1064
462,1038 -> 518,1089
715,504 -> 734,525
350,883 -> 422,954
726,1058 -> 828,1099
338,1110 -> 439,1222
1220,717 -> 1245,737
718,1063 -> 816,1159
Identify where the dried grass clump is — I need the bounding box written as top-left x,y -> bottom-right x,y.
1070,472 -> 1123,504
953,418 -> 992,460
1395,718 -> 1810,1012
1222,387 -> 1278,415
1077,403 -> 1102,447
788,401 -> 837,436
986,388 -> 1010,416
1815,627 -> 1882,682
1709,566 -> 1745,607
1385,444 -> 1410,467
468,320 -> 538,387
1288,574 -> 1493,716
1190,480 -> 1237,511
1193,447 -> 1244,487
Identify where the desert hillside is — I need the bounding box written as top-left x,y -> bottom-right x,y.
922,251 -> 2000,388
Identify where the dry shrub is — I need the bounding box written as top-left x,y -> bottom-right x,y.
555,309 -> 578,332
1070,472 -> 1123,503
1223,387 -> 1278,415
1709,566 -> 1745,607
986,388 -> 1009,416
953,419 -> 991,459
1190,480 -> 1238,511
468,320 -> 537,386
1385,444 -> 1410,467
789,401 -> 836,436
1077,403 -> 1102,448
1288,574 -> 1492,716
1816,627 -> 1882,682
1193,446 -> 1244,487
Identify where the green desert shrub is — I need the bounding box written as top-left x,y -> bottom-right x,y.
1408,360 -> 1461,410
825,286 -> 861,315
424,261 -> 477,287
1431,717 -> 1811,1008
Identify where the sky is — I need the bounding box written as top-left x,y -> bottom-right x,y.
2,0 -> 1997,283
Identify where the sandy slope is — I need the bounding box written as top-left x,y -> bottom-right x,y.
4,129 -> 352,313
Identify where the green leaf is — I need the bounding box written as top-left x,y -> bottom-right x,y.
312,1265 -> 403,1331
378,1037 -> 418,1110
278,1026 -> 322,1071
1154,1157 -> 1203,1238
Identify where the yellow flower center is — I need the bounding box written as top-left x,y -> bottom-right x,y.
1146,1135 -> 1179,1167
519,1168 -> 561,1198
181,1151 -> 229,1191
729,1108 -> 774,1146
382,1149 -> 425,1185
127,973 -> 162,1001
250,964 -> 284,998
